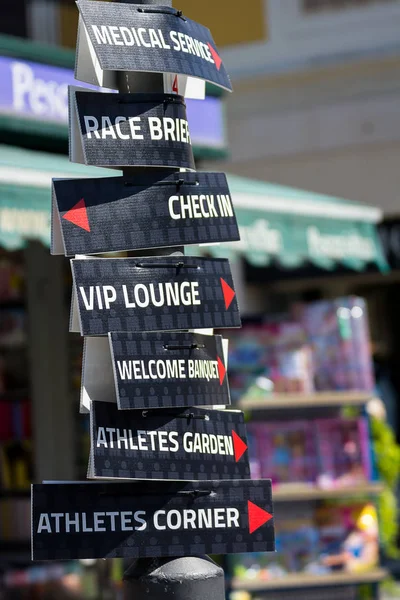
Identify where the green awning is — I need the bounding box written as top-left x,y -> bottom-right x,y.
0,145 -> 388,272
199,174 -> 388,272
0,145 -> 112,250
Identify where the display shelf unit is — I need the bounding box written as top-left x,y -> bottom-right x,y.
272,481 -> 384,502
231,568 -> 388,591
238,391 -> 373,411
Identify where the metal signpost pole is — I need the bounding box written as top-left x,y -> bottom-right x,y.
115,1 -> 225,598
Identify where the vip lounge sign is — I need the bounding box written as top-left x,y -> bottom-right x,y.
51,172 -> 239,257
88,404 -> 249,480
32,480 -> 274,560
69,89 -> 195,169
75,1 -> 232,93
70,256 -> 241,335
81,332 -> 230,412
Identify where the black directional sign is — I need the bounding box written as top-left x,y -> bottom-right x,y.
76,0 -> 232,92
32,479 -> 274,560
71,91 -> 195,169
70,256 -> 241,336
109,331 -> 230,410
89,404 -> 250,480
51,172 -> 239,257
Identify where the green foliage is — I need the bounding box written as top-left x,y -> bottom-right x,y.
370,416 -> 400,557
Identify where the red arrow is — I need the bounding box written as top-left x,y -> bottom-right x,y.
207,43 -> 222,71
232,431 -> 247,462
217,356 -> 226,385
248,501 -> 273,534
62,198 -> 90,232
220,278 -> 236,310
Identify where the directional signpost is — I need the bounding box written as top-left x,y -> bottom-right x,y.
32,0 -> 275,598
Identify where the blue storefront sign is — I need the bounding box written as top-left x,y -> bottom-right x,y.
0,56 -> 226,150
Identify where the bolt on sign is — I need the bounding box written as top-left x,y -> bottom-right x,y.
36,0 -> 275,564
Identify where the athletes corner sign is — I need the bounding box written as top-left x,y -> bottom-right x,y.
32,480 -> 274,560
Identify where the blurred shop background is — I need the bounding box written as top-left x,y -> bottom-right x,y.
2,0 -> 400,599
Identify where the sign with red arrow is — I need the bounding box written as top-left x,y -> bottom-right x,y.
75,0 -> 232,92
51,172 -> 239,257
80,332 -> 231,412
88,403 -> 249,481
70,256 -> 241,336
32,480 -> 274,560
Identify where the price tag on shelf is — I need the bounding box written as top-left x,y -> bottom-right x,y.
51,172 -> 239,257
69,256 -> 241,336
74,1 -> 231,93
80,331 -> 230,412
88,404 -> 250,481
32,479 -> 274,560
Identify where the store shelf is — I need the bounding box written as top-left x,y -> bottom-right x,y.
231,568 -> 388,591
272,482 -> 384,502
238,391 -> 373,411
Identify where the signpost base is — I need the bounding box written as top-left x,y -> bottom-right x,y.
124,556 -> 225,600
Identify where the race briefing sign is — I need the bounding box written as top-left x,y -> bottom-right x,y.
32,480 -> 274,560
70,256 -> 241,336
75,1 -> 232,92
80,331 -> 230,412
51,172 -> 239,257
88,404 -> 250,481
69,89 -> 195,169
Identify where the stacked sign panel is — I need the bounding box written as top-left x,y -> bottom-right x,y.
32,0 -> 275,562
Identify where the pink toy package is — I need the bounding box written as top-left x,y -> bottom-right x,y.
295,296 -> 375,392
315,417 -> 371,488
254,421 -> 318,485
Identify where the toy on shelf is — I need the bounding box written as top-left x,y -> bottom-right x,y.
316,502 -> 379,574
248,417 -> 371,489
248,421 -> 317,485
295,297 -> 374,392
227,295 -> 375,403
316,418 -> 371,489
228,500 -> 379,582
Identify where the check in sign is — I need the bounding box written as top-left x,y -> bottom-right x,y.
51,172 -> 239,257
